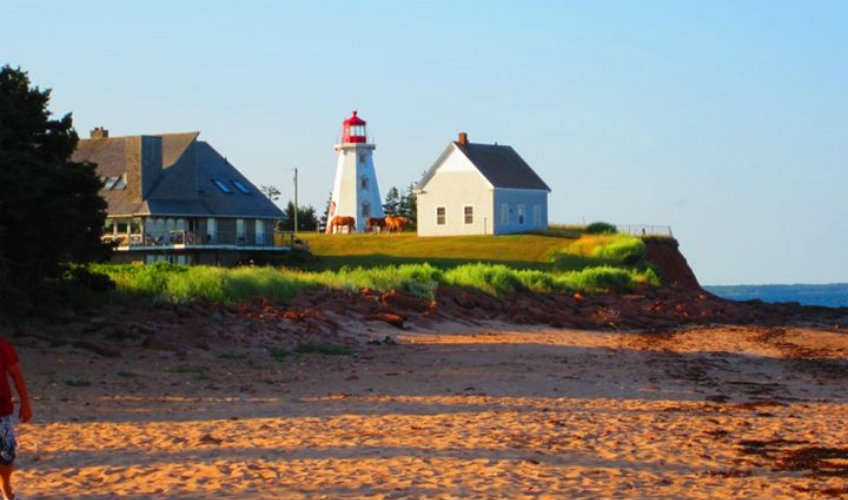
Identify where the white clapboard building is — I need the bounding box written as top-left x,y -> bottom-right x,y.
415,132 -> 550,236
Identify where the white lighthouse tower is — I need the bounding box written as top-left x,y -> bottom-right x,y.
327,110 -> 384,233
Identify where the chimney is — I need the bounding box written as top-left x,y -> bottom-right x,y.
90,126 -> 109,139
458,131 -> 468,145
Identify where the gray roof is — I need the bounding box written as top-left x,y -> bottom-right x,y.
418,141 -> 550,191
72,132 -> 284,219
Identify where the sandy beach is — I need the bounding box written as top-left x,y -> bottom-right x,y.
9,319 -> 848,499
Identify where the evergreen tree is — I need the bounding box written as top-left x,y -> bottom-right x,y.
0,65 -> 109,307
319,191 -> 332,230
277,201 -> 318,232
382,186 -> 400,216
398,183 -> 418,229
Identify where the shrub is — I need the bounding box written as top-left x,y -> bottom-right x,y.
62,265 -> 115,292
443,263 -> 524,295
547,251 -> 607,271
585,221 -> 617,234
590,235 -> 646,264
556,266 -> 633,292
565,235 -> 614,257
634,267 -> 661,286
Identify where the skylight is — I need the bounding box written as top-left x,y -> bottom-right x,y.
102,174 -> 127,190
231,180 -> 250,194
212,179 -> 232,193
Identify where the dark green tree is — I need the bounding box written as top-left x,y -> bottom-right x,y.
319,191 -> 332,230
277,201 -> 318,232
260,184 -> 281,202
0,65 -> 109,307
397,183 -> 418,229
382,186 -> 400,216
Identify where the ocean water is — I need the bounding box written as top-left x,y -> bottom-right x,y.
705,283 -> 848,308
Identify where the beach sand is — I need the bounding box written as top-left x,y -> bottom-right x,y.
12,322 -> 848,499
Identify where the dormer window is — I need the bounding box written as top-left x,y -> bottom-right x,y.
212,179 -> 232,193
231,180 -> 250,194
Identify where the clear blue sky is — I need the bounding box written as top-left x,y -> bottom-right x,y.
4,1 -> 846,285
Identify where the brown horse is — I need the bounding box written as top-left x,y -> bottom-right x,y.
328,215 -> 356,234
366,217 -> 386,232
384,216 -> 409,232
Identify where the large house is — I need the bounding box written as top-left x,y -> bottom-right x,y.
415,133 -> 550,236
72,127 -> 285,265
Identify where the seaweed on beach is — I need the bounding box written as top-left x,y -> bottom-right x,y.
778,447 -> 848,477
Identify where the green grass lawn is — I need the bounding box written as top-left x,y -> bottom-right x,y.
297,232 -> 577,270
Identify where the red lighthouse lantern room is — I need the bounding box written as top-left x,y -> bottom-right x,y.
342,110 -> 367,143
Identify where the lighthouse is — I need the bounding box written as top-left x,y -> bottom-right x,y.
327,110 -> 384,233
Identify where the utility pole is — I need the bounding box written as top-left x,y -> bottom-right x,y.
293,167 -> 299,235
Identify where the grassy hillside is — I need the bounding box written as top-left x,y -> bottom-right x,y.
297,232 -> 577,270
86,229 -> 661,304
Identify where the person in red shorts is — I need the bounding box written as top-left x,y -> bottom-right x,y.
0,338 -> 31,500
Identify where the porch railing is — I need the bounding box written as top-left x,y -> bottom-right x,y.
103,230 -> 280,248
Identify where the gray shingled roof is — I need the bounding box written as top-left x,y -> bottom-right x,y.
418,141 -> 550,191
72,132 -> 283,219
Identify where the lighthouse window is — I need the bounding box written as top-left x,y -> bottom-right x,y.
359,153 -> 366,164
360,176 -> 369,189
361,202 -> 371,217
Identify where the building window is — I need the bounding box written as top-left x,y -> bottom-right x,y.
212,179 -> 232,193
436,206 -> 446,225
360,176 -> 369,189
361,202 -> 371,217
533,205 -> 542,226
255,219 -> 265,245
464,206 -> 473,224
517,204 -> 526,225
500,203 -> 509,225
207,218 -> 217,243
129,218 -> 142,235
236,218 -> 245,242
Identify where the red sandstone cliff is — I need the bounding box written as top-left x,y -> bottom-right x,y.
643,237 -> 701,290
